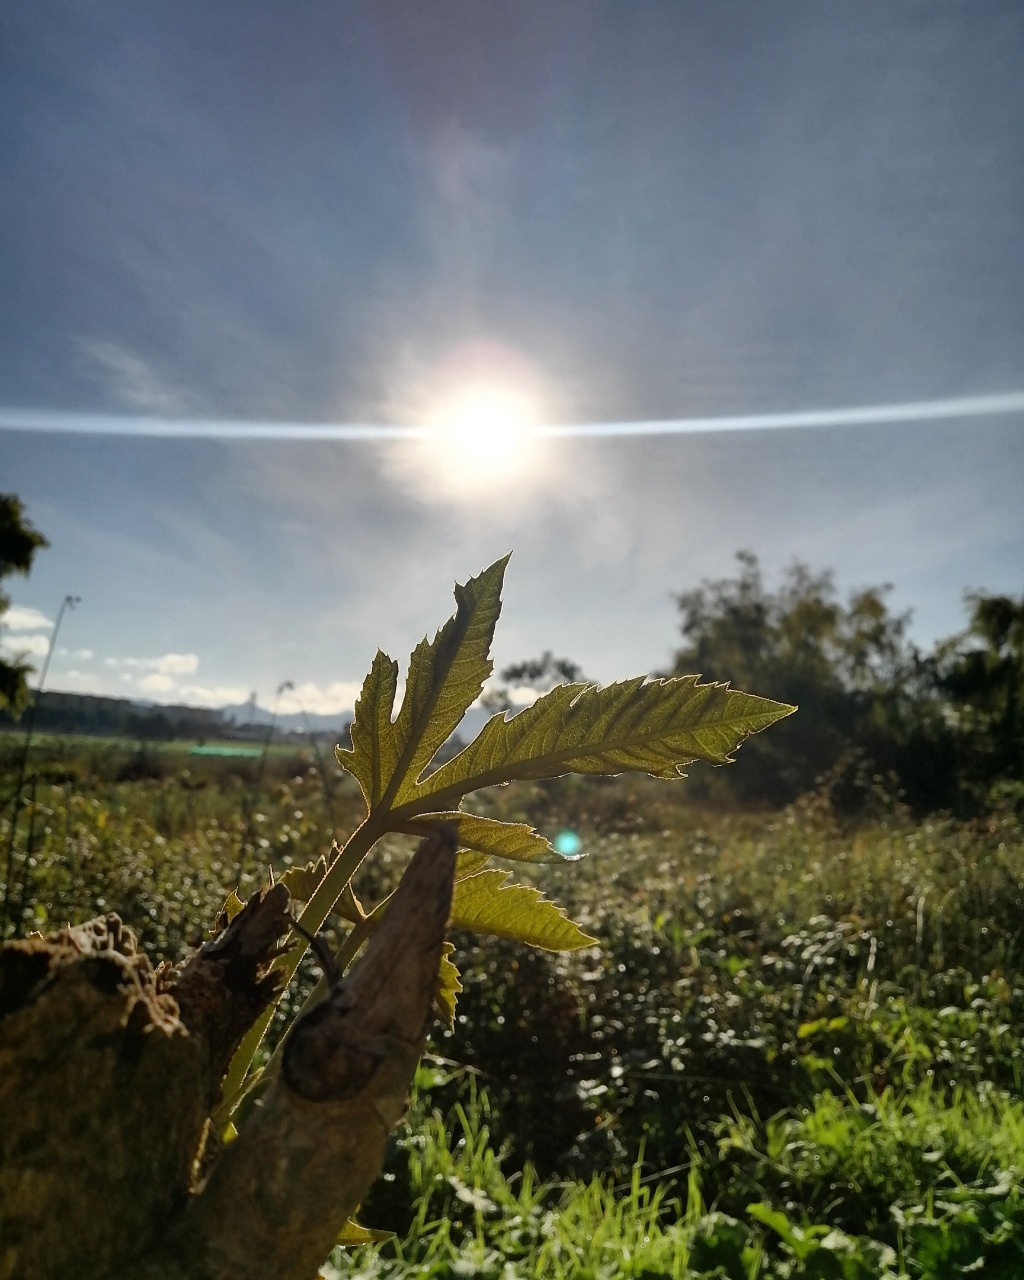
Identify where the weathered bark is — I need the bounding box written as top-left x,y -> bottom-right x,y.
0,915 -> 207,1279
166,880 -> 293,1102
0,828 -> 456,1280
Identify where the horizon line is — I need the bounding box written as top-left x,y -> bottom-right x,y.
1,389 -> 1023,440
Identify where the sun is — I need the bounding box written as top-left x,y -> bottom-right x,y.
429,380 -> 540,474
382,340 -> 563,504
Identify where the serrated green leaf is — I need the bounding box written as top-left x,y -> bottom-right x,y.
219,888 -> 244,926
435,941 -> 463,1029
403,676 -> 795,813
335,1219 -> 395,1247
390,556 -> 510,805
335,558 -> 509,811
410,810 -> 561,863
451,870 -> 597,951
277,855 -> 328,903
456,850 -> 491,879
335,650 -> 401,807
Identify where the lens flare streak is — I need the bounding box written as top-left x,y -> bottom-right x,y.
1,391 -> 1022,441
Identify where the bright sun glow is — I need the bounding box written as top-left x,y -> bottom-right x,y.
430,380 -> 539,471
410,376 -> 554,501
383,340 -> 561,504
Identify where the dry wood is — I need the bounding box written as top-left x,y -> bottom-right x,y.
0,826 -> 456,1280
0,915 -> 205,1280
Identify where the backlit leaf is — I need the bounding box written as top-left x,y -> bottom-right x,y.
456,850 -> 491,879
218,889 -> 244,926
336,558 -> 509,811
277,855 -> 328,903
390,556 -> 509,805
335,650 -> 401,808
225,556 -> 796,1108
335,1219 -> 395,1247
409,810 -> 560,864
451,870 -> 597,951
435,941 -> 463,1029
404,676 -> 795,814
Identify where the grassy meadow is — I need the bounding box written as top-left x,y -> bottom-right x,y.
4,732 -> 1024,1277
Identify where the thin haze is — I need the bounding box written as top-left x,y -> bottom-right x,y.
1,2 -> 1021,714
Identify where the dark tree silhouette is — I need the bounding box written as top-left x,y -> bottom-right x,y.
483,650 -> 589,713
938,590 -> 1024,792
671,552 -> 945,808
0,494 -> 49,715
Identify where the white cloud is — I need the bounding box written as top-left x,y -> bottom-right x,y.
3,605 -> 52,632
80,652 -> 206,702
151,652 -> 199,676
137,672 -> 176,695
57,652 -> 232,706
279,680 -> 363,716
108,652 -> 200,676
475,682 -> 542,711
507,684 -> 542,708
57,647 -> 95,660
177,683 -> 251,708
52,669 -> 105,694
0,633 -> 49,658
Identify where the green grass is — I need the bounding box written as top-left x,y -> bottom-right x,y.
326,1072 -> 1024,1278
4,746 -> 1024,1275
329,1076 -> 698,1280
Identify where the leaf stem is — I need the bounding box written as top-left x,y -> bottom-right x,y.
256,889 -> 396,1088
214,814 -> 382,1123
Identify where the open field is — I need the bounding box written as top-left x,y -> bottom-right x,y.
0,726 -> 330,760
4,737 -> 1024,1277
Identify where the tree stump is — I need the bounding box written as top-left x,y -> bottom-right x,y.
0,829 -> 456,1280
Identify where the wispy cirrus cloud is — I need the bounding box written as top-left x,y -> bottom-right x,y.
78,339 -> 192,415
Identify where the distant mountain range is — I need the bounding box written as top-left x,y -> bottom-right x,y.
217,701 -> 352,733
9,687 -> 498,746
217,700 -> 495,742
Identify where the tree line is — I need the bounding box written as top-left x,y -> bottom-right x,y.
489,552 -> 1023,816
666,551 -> 1023,813
3,492 -> 1022,814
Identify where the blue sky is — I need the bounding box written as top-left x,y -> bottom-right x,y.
1,2 -> 1022,714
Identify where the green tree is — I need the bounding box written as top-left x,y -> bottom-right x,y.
672,551 -> 934,806
938,590 -> 1024,792
483,650 -> 589,714
0,494 -> 49,715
